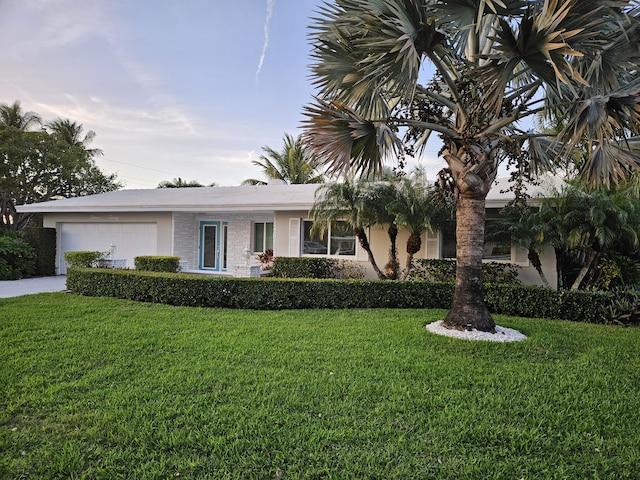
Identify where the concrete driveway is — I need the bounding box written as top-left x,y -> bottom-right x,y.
0,276 -> 67,298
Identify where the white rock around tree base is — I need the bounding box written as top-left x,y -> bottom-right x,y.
425,321 -> 527,342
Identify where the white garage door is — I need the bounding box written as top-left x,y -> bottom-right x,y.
60,223 -> 157,274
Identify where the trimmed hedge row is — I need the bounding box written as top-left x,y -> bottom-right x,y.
134,256 -> 180,273
270,257 -> 365,279
66,268 -> 613,323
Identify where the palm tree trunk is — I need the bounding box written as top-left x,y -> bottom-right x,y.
354,227 -> 387,280
443,192 -> 496,332
528,249 -> 551,289
400,234 -> 422,280
386,223 -> 400,280
570,250 -> 598,290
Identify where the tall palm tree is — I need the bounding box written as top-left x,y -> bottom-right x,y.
0,101 -> 41,130
303,0 -> 640,332
47,118 -> 103,159
243,133 -> 325,185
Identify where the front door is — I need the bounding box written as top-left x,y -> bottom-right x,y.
199,221 -> 227,271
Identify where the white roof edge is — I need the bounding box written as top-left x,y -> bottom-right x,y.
15,177 -> 563,214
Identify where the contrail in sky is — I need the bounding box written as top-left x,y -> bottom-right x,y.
255,0 -> 275,84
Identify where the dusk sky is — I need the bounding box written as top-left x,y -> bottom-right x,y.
0,0 -> 441,189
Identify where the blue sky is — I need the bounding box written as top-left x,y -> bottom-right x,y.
0,0 -> 441,189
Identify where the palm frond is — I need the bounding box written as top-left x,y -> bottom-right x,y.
579,138 -> 640,188
302,99 -> 401,178
310,0 -> 445,117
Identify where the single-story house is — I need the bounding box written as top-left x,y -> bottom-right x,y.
16,178 -> 559,287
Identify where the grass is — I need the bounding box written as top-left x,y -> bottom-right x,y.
1,294 -> 640,479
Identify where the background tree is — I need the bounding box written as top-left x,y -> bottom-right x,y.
0,101 -> 41,131
303,0 -> 640,332
243,133 -> 325,185
1,103 -> 122,230
47,118 -> 103,158
157,178 -> 215,188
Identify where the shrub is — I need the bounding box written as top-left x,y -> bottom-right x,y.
134,256 -> 180,273
64,251 -> 107,268
66,268 -> 617,323
23,227 -> 56,276
335,259 -> 366,279
0,233 -> 36,280
272,257 -> 338,279
256,249 -> 274,270
408,259 -> 521,284
271,257 -> 365,279
600,286 -> 640,325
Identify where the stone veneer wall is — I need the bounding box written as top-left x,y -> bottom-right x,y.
171,212 -> 275,272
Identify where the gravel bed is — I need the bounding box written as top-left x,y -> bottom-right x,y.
425,320 -> 527,342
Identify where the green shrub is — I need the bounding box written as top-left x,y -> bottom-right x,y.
599,286 -> 640,325
64,251 -> 107,268
408,259 -> 521,284
0,233 -> 36,280
134,256 -> 180,273
271,257 -> 336,278
23,227 -> 56,276
335,259 -> 366,279
66,268 -> 617,323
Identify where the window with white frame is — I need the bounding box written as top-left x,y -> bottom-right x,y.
302,220 -> 356,256
253,222 -> 274,253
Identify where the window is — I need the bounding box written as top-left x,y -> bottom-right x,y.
440,212 -> 512,261
253,222 -> 274,253
302,220 -> 356,256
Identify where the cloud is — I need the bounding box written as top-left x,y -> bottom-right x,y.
255,0 -> 275,84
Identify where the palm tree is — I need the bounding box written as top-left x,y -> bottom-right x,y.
47,118 -> 103,158
387,168 -> 454,280
303,0 -> 640,332
0,101 -> 41,130
157,178 -> 213,188
243,133 -> 325,185
310,179 -> 404,279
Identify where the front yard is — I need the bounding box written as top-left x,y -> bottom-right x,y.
1,293 -> 639,479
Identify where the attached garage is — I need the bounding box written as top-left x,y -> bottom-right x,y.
59,222 -> 157,274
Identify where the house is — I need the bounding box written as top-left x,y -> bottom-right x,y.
16,178 -> 559,287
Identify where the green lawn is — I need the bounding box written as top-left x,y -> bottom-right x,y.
1,293 -> 640,479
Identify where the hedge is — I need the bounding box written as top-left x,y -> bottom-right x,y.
270,257 -> 365,279
66,268 -> 615,323
134,256 -> 180,273
23,227 -> 56,276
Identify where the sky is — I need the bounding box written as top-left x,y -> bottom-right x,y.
0,0 -> 442,189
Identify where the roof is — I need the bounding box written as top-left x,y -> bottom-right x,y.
16,177 -> 563,214
16,184 -> 322,213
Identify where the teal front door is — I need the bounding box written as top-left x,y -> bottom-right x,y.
199,221 -> 227,271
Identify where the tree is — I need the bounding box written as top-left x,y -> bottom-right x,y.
243,133 -> 325,185
157,178 -> 215,188
0,101 -> 41,131
1,107 -> 121,230
303,0 -> 640,332
47,118 -> 103,159
387,168 -> 454,280
310,180 -> 391,279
